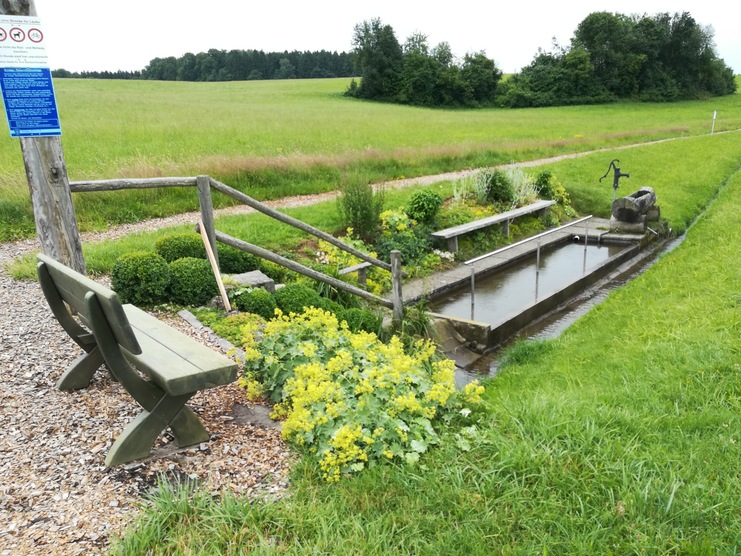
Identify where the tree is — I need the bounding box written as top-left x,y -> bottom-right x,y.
350,18 -> 403,99
273,58 -> 296,79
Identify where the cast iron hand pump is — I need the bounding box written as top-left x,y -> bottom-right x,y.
599,159 -> 630,201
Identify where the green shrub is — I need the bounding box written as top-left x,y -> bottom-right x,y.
317,298 -> 346,324
535,170 -> 555,199
235,288 -> 277,320
337,177 -> 385,242
259,261 -> 290,283
155,233 -> 206,263
218,246 -> 260,274
274,283 -> 323,315
344,308 -> 381,334
168,258 -> 218,306
376,229 -> 432,264
485,169 -> 515,203
111,252 -> 171,306
406,190 -> 444,223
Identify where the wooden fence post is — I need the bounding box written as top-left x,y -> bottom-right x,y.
1,1 -> 85,274
391,250 -> 403,327
197,175 -> 218,269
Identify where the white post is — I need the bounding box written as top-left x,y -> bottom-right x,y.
711,110 -> 717,136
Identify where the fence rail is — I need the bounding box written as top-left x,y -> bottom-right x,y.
69,177 -> 198,193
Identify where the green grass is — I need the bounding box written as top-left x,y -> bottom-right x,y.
8,130 -> 741,282
1,78 -> 740,240
112,161 -> 741,554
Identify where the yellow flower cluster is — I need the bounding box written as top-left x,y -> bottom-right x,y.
320,424 -> 367,482
239,307 -> 486,482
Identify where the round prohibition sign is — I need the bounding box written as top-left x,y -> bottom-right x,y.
10,28 -> 25,42
28,29 -> 43,43
0,28 -> 7,42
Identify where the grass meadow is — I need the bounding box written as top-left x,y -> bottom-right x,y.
113,136 -> 741,554
6,129 -> 741,281
0,77 -> 740,240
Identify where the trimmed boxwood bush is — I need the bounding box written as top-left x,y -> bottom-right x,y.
235,288 -> 277,320
344,308 -> 382,334
112,252 -> 171,306
155,233 -> 206,263
218,246 -> 260,274
169,258 -> 218,307
274,283 -> 322,315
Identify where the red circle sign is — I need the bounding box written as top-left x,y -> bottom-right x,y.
0,28 -> 7,42
28,29 -> 43,43
10,28 -> 25,42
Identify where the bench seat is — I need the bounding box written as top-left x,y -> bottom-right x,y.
123,306 -> 237,397
431,199 -> 556,252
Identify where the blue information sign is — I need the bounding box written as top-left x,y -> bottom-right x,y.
0,67 -> 61,137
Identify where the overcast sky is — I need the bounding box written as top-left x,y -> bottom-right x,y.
34,0 -> 740,75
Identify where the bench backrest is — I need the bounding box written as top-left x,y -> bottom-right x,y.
37,253 -> 142,354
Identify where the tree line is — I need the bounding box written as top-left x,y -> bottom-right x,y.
348,12 -> 737,108
53,49 -> 357,82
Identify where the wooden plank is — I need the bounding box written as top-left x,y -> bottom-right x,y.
198,218 -> 230,311
431,200 -> 556,239
211,228 -> 394,309
338,262 -> 373,275
69,177 -> 198,193
208,177 -> 407,278
124,306 -> 237,396
37,254 -> 141,354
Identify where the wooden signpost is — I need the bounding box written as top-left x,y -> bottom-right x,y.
0,0 -> 86,274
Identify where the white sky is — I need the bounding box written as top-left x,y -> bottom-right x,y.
34,0 -> 740,75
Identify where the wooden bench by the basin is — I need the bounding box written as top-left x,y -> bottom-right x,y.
431,200 -> 556,252
338,261 -> 372,287
36,253 -> 238,466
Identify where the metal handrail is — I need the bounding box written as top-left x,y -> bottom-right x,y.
464,215 -> 594,265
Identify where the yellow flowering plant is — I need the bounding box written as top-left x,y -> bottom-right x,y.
380,208 -> 416,236
239,307 -> 485,482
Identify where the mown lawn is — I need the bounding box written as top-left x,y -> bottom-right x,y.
1,78 -> 739,240
111,131 -> 741,554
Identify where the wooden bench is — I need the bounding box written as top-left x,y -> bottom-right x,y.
431,199 -> 556,252
37,254 -> 238,466
338,261 -> 372,287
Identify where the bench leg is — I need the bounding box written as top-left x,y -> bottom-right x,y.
357,267 -> 367,288
501,221 -> 510,237
105,392 -> 196,466
57,346 -> 105,391
447,237 -> 458,253
170,406 -> 210,448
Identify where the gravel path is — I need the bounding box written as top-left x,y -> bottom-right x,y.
0,130 -> 736,554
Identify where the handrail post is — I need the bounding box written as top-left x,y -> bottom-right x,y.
391,251 -> 404,327
470,265 -> 475,321
535,238 -> 541,301
197,175 -> 218,270
582,218 -> 589,275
